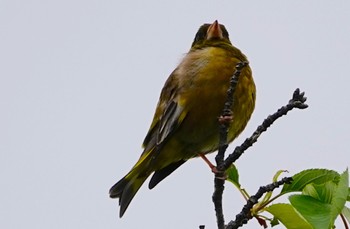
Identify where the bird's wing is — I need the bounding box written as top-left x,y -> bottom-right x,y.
142,70 -> 187,152
156,100 -> 186,144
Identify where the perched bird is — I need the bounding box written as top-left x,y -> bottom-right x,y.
110,20 -> 256,217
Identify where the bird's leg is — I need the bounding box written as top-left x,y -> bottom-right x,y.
199,153 -> 218,173
198,153 -> 227,180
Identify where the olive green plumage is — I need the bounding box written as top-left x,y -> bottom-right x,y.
110,20 -> 256,217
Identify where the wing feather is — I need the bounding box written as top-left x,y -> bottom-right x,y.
141,69 -> 187,154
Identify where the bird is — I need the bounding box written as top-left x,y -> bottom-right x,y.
109,20 -> 256,217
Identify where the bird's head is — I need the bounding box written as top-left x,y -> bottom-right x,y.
191,20 -> 231,48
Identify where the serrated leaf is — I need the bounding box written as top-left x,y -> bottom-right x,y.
330,169 -> 349,223
342,206 -> 350,224
226,164 -> 240,188
281,169 -> 339,194
289,194 -> 332,229
266,203 -> 312,229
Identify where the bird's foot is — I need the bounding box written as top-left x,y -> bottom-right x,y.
199,153 -> 227,179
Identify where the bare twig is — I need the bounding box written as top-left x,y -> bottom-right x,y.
216,61 -> 249,166
226,177 -> 293,229
211,87 -> 308,229
222,88 -> 308,170
340,213 -> 349,229
213,62 -> 248,229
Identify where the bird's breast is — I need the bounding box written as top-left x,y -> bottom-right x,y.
169,47 -> 255,155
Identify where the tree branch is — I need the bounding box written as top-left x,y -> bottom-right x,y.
212,81 -> 307,229
216,61 -> 249,166
226,177 -> 293,229
222,88 -> 308,170
210,57 -> 308,229
213,61 -> 249,229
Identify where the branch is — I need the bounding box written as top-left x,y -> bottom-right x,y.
216,61 -> 249,166
222,88 -> 308,170
214,61 -> 249,229
212,86 -> 308,228
226,177 -> 293,229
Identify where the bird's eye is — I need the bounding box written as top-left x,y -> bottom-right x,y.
193,24 -> 210,43
195,29 -> 206,42
220,25 -> 229,40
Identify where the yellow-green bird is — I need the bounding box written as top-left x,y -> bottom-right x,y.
110,20 -> 256,217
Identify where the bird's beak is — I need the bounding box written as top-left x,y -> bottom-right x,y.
206,20 -> 223,40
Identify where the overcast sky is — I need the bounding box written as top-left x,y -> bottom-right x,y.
1,1 -> 350,229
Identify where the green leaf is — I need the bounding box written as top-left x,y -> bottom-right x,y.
289,194 -> 332,229
273,170 -> 289,183
226,164 -> 240,188
302,184 -> 319,199
347,187 -> 350,201
303,181 -> 336,204
266,203 -> 312,229
270,217 -> 280,227
261,170 -> 288,204
282,169 -> 339,194
342,206 -> 350,225
330,169 -> 349,223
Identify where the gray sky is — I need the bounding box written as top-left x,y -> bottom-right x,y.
1,1 -> 349,228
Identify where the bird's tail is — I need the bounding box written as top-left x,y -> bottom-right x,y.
109,172 -> 148,217
109,150 -> 153,217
